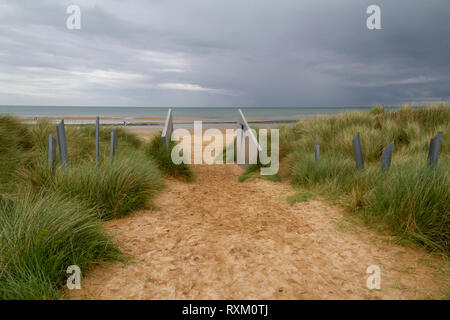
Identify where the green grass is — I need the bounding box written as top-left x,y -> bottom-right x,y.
0,117 -> 166,299
363,163 -> 449,253
11,122 -> 164,220
280,103 -> 450,255
146,133 -> 193,181
286,191 -> 316,205
0,115 -> 34,192
0,191 -> 120,299
50,152 -> 163,220
237,164 -> 281,182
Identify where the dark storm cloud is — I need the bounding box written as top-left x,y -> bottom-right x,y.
0,0 -> 449,106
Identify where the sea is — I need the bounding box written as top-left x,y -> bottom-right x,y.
0,105 -> 382,127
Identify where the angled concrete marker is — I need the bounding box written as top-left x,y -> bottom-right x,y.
48,133 -> 56,170
237,109 -> 262,168
352,132 -> 364,170
314,140 -> 320,163
110,128 -> 117,162
95,116 -> 100,164
381,141 -> 394,171
237,109 -> 262,152
56,120 -> 68,169
161,108 -> 173,148
427,131 -> 443,167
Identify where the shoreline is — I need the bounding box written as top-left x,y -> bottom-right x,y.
17,117 -> 305,130
16,114 -> 323,128
18,116 -> 213,121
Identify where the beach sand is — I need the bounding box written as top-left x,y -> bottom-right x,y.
20,116 -> 212,121
67,131 -> 446,300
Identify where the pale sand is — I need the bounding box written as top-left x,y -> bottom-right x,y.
20,116 -> 211,121
67,132 -> 447,300
123,127 -> 162,141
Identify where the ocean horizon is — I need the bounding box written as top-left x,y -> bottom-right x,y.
0,105 -> 383,121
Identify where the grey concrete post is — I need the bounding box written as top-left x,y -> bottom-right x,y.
236,109 -> 262,168
114,129 -> 118,149
381,141 -> 394,171
48,133 -> 56,170
56,120 -> 68,169
314,140 -> 320,163
352,132 -> 364,170
427,132 -> 443,167
95,116 -> 100,164
110,128 -> 117,162
161,109 -> 173,148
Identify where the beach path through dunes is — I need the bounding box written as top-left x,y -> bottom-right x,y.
68,163 -> 446,299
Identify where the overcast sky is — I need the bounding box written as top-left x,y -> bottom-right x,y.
0,0 -> 449,107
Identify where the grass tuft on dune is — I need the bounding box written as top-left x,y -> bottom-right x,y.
280,103 -> 449,254
0,191 -> 120,300
51,152 -> 163,220
0,117 -> 164,299
146,133 -> 194,181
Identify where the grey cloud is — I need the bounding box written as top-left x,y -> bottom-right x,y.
0,0 -> 449,107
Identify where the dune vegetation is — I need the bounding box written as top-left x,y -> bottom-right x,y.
278,103 -> 449,255
146,133 -> 194,181
0,104 -> 447,299
0,117 -> 172,299
225,104 -> 449,255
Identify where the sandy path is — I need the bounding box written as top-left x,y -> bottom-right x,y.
69,163 -> 445,300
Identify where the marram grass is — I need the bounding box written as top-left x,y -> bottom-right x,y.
281,103 -> 450,255
0,191 -> 120,299
0,117 -> 165,299
51,151 -> 163,220
146,133 -> 194,181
